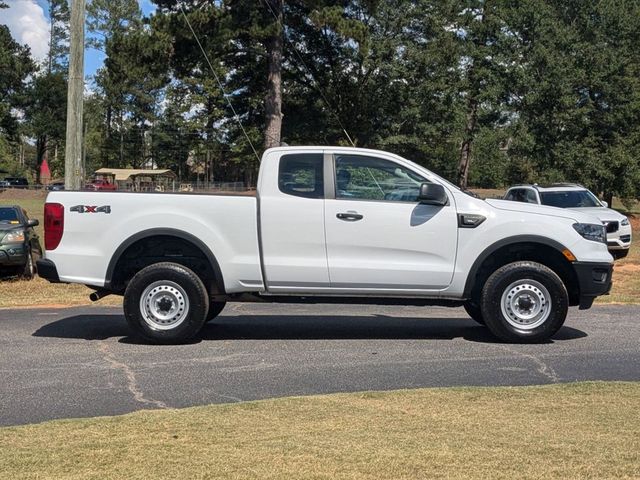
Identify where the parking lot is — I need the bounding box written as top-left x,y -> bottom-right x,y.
1,302 -> 638,427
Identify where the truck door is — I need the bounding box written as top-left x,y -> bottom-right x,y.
324,153 -> 458,293
259,151 -> 330,291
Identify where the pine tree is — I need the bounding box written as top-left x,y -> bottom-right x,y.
0,23 -> 35,171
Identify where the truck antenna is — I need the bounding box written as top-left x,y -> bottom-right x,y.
179,4 -> 262,163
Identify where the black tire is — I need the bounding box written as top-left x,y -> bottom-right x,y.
463,302 -> 485,325
205,301 -> 227,323
611,249 -> 629,260
123,262 -> 209,344
480,261 -> 568,343
22,250 -> 35,280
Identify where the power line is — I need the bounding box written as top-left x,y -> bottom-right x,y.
259,0 -> 356,147
179,3 -> 261,163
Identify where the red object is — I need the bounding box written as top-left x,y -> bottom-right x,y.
40,157 -> 51,182
85,179 -> 117,191
44,202 -> 64,250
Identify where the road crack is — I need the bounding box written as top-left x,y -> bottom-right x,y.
98,343 -> 168,409
496,345 -> 561,383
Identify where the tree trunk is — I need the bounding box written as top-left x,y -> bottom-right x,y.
119,110 -> 124,167
604,191 -> 614,208
263,0 -> 283,150
105,105 -> 112,168
457,97 -> 478,190
36,135 -> 47,184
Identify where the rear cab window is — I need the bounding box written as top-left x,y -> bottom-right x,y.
278,153 -> 324,199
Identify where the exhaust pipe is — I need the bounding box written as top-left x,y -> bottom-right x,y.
89,289 -> 111,302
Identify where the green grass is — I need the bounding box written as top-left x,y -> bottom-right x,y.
0,382 -> 638,479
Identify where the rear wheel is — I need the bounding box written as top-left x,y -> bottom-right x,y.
123,262 -> 209,344
480,261 -> 568,343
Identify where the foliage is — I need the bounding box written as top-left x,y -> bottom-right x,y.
1,0 -> 640,200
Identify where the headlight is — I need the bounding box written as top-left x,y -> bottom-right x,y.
621,218 -> 630,226
573,223 -> 606,244
1,230 -> 25,244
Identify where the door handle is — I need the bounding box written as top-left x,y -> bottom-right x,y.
337,212 -> 364,221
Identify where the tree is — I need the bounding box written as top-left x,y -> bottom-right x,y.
0,24 -> 35,170
88,0 -> 144,167
263,0 -> 283,150
47,0 -> 70,74
506,0 -> 640,202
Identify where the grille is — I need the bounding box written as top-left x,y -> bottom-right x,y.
604,221 -> 619,233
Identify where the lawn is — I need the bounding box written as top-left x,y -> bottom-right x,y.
0,382 -> 638,479
0,188 -> 638,307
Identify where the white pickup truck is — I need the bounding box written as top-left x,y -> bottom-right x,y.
37,147 -> 613,344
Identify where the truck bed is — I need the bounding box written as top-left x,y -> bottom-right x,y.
45,191 -> 264,292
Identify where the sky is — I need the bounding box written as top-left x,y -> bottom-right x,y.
1,0 -> 157,78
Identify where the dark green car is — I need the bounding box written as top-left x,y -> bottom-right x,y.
0,206 -> 42,279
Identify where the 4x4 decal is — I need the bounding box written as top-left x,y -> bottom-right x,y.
70,205 -> 111,214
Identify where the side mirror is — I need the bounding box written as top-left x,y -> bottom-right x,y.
600,200 -> 608,208
418,183 -> 447,206
27,219 -> 39,227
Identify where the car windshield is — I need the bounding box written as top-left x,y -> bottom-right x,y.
539,190 -> 602,208
0,208 -> 20,223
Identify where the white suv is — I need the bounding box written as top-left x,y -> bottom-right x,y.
504,184 -> 632,259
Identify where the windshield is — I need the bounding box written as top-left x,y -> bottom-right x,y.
0,208 -> 20,223
539,190 -> 602,208
400,156 -> 464,193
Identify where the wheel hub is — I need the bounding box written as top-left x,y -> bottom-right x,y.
500,279 -> 551,330
139,281 -> 190,331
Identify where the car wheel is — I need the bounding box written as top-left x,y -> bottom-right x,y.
205,301 -> 227,323
463,302 -> 485,325
22,250 -> 35,280
611,249 -> 629,260
480,261 -> 568,343
123,262 -> 209,344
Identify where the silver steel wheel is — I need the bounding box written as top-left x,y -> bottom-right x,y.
139,280 -> 190,331
500,279 -> 551,330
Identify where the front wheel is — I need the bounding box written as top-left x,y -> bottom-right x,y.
481,261 -> 568,343
123,262 -> 209,344
463,302 -> 485,325
22,250 -> 35,280
611,249 -> 629,260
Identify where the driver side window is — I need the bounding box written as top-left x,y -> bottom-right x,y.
335,155 -> 426,202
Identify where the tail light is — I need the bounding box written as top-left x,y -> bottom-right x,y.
44,202 -> 64,250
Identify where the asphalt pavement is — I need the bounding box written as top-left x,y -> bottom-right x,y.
0,303 -> 638,426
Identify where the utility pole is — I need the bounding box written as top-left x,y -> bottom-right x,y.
64,0 -> 85,190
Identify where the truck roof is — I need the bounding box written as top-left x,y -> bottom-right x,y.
264,146 -> 399,157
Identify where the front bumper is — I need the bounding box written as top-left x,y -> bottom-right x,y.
0,245 -> 28,267
36,258 -> 61,283
606,224 -> 632,251
573,261 -> 613,309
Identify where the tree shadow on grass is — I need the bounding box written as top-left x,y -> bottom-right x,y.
32,312 -> 587,345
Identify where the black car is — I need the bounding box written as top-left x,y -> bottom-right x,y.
46,182 -> 65,191
3,177 -> 29,188
0,206 -> 42,279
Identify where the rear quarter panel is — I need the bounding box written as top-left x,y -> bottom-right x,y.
44,191 -> 263,292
